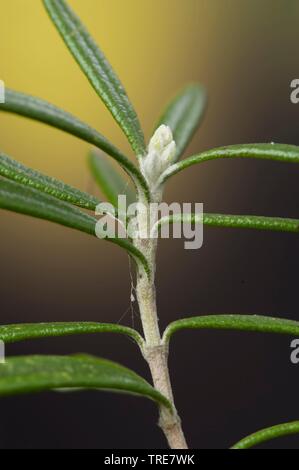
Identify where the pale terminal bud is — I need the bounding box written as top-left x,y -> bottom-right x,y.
141,125 -> 176,189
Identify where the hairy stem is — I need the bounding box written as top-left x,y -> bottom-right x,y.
144,341 -> 188,449
135,194 -> 187,449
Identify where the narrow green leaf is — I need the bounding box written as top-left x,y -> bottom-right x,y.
160,143 -> 299,183
163,314 -> 299,343
0,179 -> 151,277
1,89 -> 149,198
2,89 -> 126,166
88,150 -> 136,207
0,322 -> 143,348
156,84 -> 207,161
0,152 -> 100,211
231,421 -> 299,449
0,178 -> 96,235
0,355 -> 171,408
202,213 -> 299,233
156,213 -> 299,235
43,0 -> 146,157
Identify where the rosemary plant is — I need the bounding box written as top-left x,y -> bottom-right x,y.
1,0 -> 299,449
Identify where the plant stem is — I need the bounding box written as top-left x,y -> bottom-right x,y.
134,194 -> 188,449
144,340 -> 188,449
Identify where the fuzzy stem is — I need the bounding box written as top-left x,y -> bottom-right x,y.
134,192 -> 187,449
143,341 -> 188,449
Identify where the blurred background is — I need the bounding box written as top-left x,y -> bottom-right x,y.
1,0 -> 299,449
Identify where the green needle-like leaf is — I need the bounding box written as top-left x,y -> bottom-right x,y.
160,143 -> 299,183
156,213 -> 299,235
0,322 -> 143,348
0,152 -> 99,211
163,315 -> 299,344
88,150 -> 136,208
43,0 -> 146,157
0,355 -> 171,408
1,89 -> 149,198
231,421 -> 299,449
0,178 -> 96,235
0,179 -> 150,276
156,84 -> 207,162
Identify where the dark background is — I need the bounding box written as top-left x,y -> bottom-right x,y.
1,0 -> 299,449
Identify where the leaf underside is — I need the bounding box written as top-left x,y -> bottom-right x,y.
0,322 -> 143,347
159,213 -> 299,234
0,355 -> 170,408
163,314 -> 299,343
161,143 -> 299,182
42,0 -> 146,157
231,421 -> 299,449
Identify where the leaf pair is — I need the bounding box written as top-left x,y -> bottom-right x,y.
0,323 -> 169,410
2,313 -> 299,351
1,313 -> 299,445
0,154 -> 150,276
